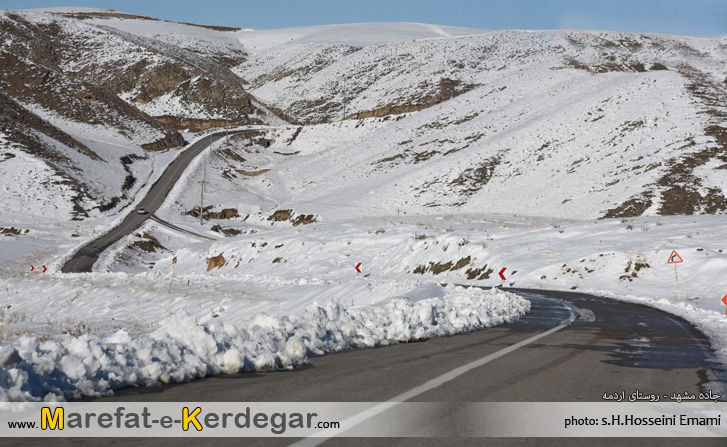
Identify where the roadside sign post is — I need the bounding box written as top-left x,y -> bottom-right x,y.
667,250 -> 683,301
499,268 -> 507,288
674,263 -> 679,301
722,294 -> 727,316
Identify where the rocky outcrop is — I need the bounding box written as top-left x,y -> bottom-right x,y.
1,227 -> 27,236
0,91 -> 97,160
267,209 -> 317,226
292,214 -> 316,226
187,206 -> 240,220
211,224 -> 242,236
267,209 -> 293,222
156,117 -> 231,132
140,133 -> 185,151
133,233 -> 166,253
344,78 -> 477,120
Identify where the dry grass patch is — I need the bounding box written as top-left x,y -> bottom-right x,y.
206,253 -> 227,271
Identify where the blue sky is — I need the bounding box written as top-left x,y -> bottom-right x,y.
3,0 -> 727,35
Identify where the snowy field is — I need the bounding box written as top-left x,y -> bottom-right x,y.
2,208 -> 727,401
3,120 -> 727,403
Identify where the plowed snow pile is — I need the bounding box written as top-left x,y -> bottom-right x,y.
0,286 -> 527,402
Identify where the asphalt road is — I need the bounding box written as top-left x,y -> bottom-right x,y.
19,288 -> 720,446
61,131 -> 246,273
93,288 -> 723,403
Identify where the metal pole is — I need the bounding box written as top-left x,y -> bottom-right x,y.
675,263 -> 680,301
200,135 -> 206,226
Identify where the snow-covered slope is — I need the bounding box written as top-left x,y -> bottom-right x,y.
3,13 -> 726,234
0,9 -> 286,262
231,28 -> 727,219
237,22 -> 489,49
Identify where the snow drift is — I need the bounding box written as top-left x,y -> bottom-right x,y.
0,285 -> 528,402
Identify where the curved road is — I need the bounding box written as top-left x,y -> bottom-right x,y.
61,130 -> 249,273
50,139 -> 726,444
56,288 -> 725,446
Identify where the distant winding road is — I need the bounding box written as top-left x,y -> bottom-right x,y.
61,130 -> 249,273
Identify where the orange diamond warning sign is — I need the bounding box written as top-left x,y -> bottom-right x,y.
667,250 -> 683,264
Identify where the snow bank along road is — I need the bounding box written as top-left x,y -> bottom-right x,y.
67,288 -> 724,445
61,130 -> 251,273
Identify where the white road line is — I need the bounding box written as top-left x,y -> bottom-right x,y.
290,308 -> 576,446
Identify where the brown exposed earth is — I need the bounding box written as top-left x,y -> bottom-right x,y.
187,206 -> 240,220
141,133 -> 186,151
132,233 -> 166,253
344,78 -> 477,120
1,227 -> 27,236
292,214 -> 316,226
206,253 -> 227,271
155,117 -> 239,133
603,193 -> 654,219
211,225 -> 243,236
230,131 -> 276,148
237,169 -> 271,176
413,257 -> 472,276
267,209 -> 293,222
56,12 -> 160,21
266,209 -> 317,226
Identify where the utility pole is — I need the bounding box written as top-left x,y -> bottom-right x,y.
200,134 -> 208,226
226,117 -> 229,144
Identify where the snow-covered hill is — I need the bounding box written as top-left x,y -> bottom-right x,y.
3,11 -> 726,233
232,27 -> 727,219
0,8 -> 283,228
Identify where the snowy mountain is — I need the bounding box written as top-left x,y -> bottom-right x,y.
0,8 -> 282,224
233,27 -> 727,220
2,10 -> 726,229
2,10 -> 727,403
